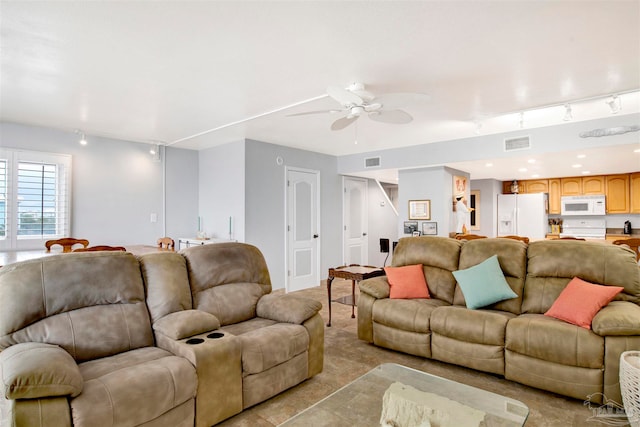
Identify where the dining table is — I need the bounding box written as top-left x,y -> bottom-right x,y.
0,245 -> 173,268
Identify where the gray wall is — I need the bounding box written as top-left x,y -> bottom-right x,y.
198,141 -> 245,241
0,122 -> 198,247
470,178 -> 502,237
365,178 -> 398,267
244,139 -> 342,290
398,166 -> 468,238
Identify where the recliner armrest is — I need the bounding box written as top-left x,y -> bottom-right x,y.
153,309 -> 221,340
592,301 -> 640,336
0,342 -> 83,399
256,293 -> 321,324
359,276 -> 390,299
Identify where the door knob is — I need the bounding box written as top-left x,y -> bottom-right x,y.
363,233 -> 367,236
313,234 -> 319,238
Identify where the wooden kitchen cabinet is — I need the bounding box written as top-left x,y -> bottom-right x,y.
548,178 -> 561,214
582,175 -> 606,195
606,174 -> 630,213
631,172 -> 640,213
523,179 -> 548,193
561,177 -> 582,196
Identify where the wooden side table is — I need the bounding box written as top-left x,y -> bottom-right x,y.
326,264 -> 385,327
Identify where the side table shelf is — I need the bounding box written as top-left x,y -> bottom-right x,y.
326,264 -> 385,327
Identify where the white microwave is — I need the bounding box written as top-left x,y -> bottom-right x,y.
561,195 -> 606,216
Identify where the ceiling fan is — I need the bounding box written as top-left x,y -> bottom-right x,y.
287,83 -> 429,131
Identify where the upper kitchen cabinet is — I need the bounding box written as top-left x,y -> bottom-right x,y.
582,176 -> 606,195
549,179 -> 561,214
523,179 -> 549,193
561,177 -> 582,196
631,172 -> 640,214
606,174 -> 630,213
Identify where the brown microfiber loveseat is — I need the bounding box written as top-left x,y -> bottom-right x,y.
0,242 -> 323,427
357,236 -> 640,404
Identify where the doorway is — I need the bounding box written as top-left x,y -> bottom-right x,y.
286,167 -> 320,292
343,176 -> 369,265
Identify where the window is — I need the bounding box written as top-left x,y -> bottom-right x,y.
0,148 -> 71,250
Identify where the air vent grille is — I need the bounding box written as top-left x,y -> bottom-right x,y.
504,136 -> 531,152
364,156 -> 381,168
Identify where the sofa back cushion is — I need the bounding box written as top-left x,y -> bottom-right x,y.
0,252 -> 153,362
522,240 -> 640,314
140,252 -> 193,323
183,243 -> 272,326
392,237 -> 461,304
453,238 -> 527,314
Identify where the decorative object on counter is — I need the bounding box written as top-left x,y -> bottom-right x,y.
549,218 -> 563,234
510,180 -> 519,194
624,220 -> 632,235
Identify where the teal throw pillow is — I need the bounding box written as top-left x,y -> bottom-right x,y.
452,255 -> 517,310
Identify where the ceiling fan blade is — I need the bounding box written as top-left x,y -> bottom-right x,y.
327,86 -> 364,106
374,93 -> 430,109
286,110 -> 340,117
331,115 -> 359,131
368,109 -> 413,124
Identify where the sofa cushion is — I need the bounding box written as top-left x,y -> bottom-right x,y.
506,314 -> 604,369
453,238 -> 527,314
452,255 -> 517,310
523,240 -> 640,315
256,293 -> 322,324
592,301 -> 640,336
431,306 -> 515,346
391,237 -> 461,304
193,282 -> 264,326
237,324 -> 309,375
1,342 -> 83,399
372,298 -> 448,333
384,264 -> 430,299
73,347 -> 196,427
544,277 -> 623,330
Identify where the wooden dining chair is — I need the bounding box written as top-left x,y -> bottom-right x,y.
45,238 -> 90,253
613,238 -> 640,261
73,245 -> 127,252
157,237 -> 175,250
501,235 -> 530,244
454,234 -> 487,241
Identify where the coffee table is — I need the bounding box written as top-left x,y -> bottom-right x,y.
279,363 -> 529,426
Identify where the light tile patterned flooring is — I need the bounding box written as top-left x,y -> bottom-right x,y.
216,279 -> 617,427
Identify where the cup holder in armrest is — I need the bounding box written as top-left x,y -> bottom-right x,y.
207,332 -> 224,339
186,338 -> 205,345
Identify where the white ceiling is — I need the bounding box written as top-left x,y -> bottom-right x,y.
1,1 -> 639,181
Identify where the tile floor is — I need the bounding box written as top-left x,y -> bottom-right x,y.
216,279 -> 626,427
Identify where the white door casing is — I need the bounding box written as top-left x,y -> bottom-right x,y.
343,176 -> 368,265
286,167 -> 320,292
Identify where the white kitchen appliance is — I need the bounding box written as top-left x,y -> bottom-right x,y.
561,195 -> 606,216
497,193 -> 548,239
559,218 -> 606,240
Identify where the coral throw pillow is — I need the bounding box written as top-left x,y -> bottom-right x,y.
384,264 -> 430,299
544,277 -> 623,329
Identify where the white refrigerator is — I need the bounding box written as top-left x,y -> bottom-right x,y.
497,193 -> 548,239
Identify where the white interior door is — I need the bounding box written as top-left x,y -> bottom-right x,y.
286,168 -> 320,292
343,176 -> 368,265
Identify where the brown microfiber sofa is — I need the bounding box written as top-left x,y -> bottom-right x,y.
0,242 -> 323,427
357,236 -> 640,404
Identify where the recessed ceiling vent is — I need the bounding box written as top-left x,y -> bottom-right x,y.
364,156 -> 381,168
504,136 -> 531,152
